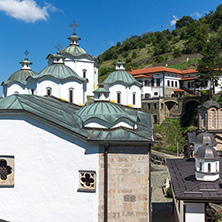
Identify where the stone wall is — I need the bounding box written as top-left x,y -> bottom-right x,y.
98,145 -> 151,222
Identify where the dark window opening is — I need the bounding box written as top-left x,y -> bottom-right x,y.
171,81 -> 174,87
151,79 -> 154,87
133,93 -> 136,105
167,80 -> 170,87
69,89 -> 73,103
154,103 -> 157,109
157,79 -> 160,86
46,88 -> 51,96
117,92 -> 121,104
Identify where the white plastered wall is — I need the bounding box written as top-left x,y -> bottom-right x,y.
185,202 -> 205,222
0,115 -> 99,222
64,55 -> 98,97
3,83 -> 27,97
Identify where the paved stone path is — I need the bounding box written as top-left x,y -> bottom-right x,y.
151,163 -> 175,222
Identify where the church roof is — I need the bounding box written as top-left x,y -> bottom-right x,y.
76,101 -> 138,128
31,64 -> 87,82
0,95 -> 153,143
103,70 -> 142,87
194,132 -> 216,145
199,99 -> 220,109
2,69 -> 37,86
59,45 -> 90,58
167,158 -> 222,201
196,145 -> 220,160
2,58 -> 37,86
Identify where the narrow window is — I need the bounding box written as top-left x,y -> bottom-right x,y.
215,80 -> 218,87
117,92 -> 121,104
148,104 -> 150,109
133,93 -> 136,105
46,87 -> 52,96
154,103 -> 157,109
69,88 -> 74,103
208,163 -> 211,172
200,162 -> 202,171
171,81 -> 174,87
188,82 -> 191,88
153,115 -> 157,123
83,69 -> 87,78
157,79 -> 160,86
175,81 -> 178,87
151,79 -> 154,87
31,89 -> 34,95
167,80 -> 170,87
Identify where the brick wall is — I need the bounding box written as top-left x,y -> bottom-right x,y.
98,145 -> 151,222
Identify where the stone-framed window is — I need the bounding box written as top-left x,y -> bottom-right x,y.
78,170 -> 96,192
0,156 -> 14,187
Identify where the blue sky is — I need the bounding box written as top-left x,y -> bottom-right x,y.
0,0 -> 221,84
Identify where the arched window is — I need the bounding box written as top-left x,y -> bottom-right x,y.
83,69 -> 87,78
14,91 -> 19,94
208,163 -> 211,172
219,109 -> 222,129
46,87 -> 52,96
199,162 -> 202,171
117,92 -> 121,104
133,92 -> 136,105
153,115 -> 157,123
69,88 -> 74,103
210,109 -> 217,129
31,89 -> 34,95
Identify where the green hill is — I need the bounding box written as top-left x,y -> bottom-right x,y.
98,4 -> 222,82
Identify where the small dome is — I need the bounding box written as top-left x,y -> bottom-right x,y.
201,99 -> 220,109
76,101 -> 138,128
196,145 -> 220,160
2,58 -> 37,86
59,45 -> 89,57
32,64 -> 86,82
194,132 -> 216,145
103,70 -> 141,86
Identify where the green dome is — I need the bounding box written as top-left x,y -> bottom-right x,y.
76,101 -> 138,128
103,70 -> 141,86
59,45 -> 89,58
2,69 -> 37,86
32,64 -> 86,82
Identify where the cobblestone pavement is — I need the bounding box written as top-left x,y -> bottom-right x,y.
151,163 -> 175,222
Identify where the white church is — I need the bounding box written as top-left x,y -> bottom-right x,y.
2,21 -> 142,109
0,22 -> 152,222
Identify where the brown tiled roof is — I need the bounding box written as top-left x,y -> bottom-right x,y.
182,69 -> 198,74
167,158 -> 222,201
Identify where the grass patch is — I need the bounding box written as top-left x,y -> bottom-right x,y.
168,58 -> 200,70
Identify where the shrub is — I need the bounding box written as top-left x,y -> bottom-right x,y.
153,146 -> 162,151
201,90 -> 209,96
167,186 -> 173,198
166,146 -> 177,153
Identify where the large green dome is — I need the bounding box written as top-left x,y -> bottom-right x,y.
76,101 -> 138,128
32,64 -> 86,82
59,45 -> 89,58
103,70 -> 141,86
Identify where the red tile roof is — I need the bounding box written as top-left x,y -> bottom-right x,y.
174,89 -> 184,92
134,74 -> 152,79
180,77 -> 198,81
182,69 -> 198,74
130,66 -> 183,75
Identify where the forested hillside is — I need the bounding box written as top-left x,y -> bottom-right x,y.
98,4 -> 222,82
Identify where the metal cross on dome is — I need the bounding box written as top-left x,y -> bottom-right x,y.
24,50 -> 29,58
69,21 -> 80,34
55,42 -> 62,51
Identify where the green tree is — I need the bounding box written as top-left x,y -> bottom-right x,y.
197,36 -> 222,97
173,48 -> 182,58
176,16 -> 194,29
132,51 -> 137,59
211,4 -> 222,30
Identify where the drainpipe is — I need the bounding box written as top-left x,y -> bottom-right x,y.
104,143 -> 109,222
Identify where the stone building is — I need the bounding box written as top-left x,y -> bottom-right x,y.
0,93 -> 153,222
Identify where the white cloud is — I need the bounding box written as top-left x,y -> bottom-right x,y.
0,0 -> 60,23
170,15 -> 179,26
190,11 -> 201,19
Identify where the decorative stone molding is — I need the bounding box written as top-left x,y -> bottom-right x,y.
0,156 -> 14,187
78,170 -> 96,192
